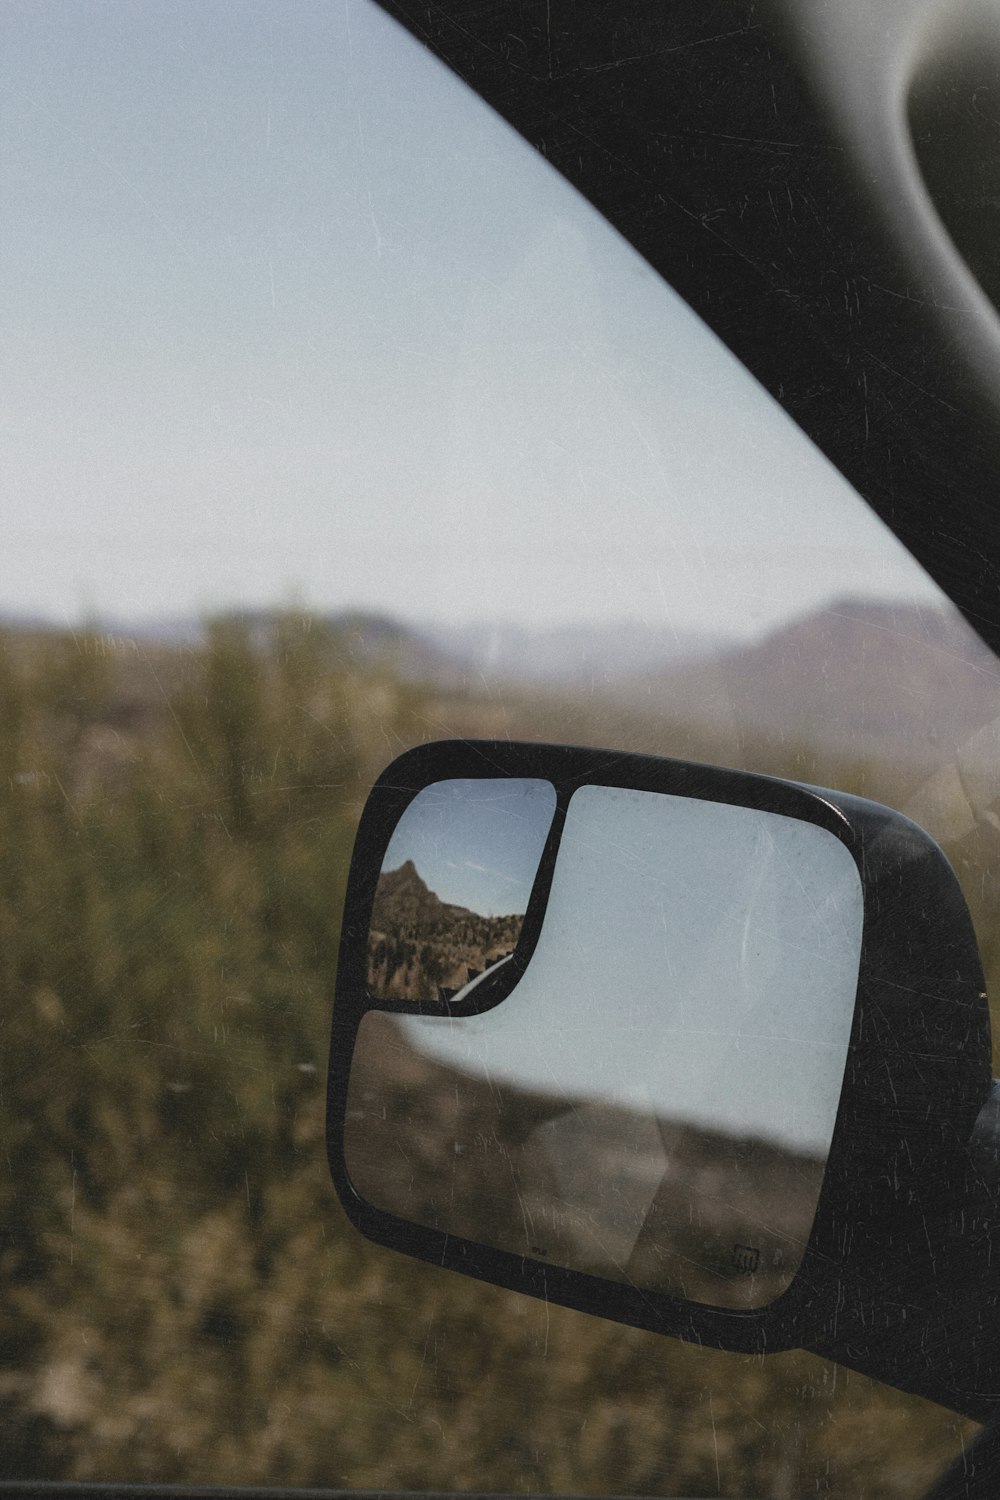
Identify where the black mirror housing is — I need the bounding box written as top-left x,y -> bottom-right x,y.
327,740 -> 990,1362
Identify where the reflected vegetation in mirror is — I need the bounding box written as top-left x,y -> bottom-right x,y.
365,777 -> 557,1002
348,784 -> 864,1310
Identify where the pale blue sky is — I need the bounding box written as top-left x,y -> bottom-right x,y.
2,0 -> 942,637
403,784 -> 864,1153
382,778 -> 556,916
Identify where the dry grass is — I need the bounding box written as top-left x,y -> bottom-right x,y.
0,616 -> 982,1495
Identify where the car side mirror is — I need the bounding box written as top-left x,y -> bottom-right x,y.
326,740 -> 991,1358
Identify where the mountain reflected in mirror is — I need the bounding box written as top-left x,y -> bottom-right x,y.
367,859 -> 526,1002
365,777 -> 556,1002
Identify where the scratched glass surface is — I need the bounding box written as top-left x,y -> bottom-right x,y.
0,0 -> 995,1492
348,784 -> 863,1309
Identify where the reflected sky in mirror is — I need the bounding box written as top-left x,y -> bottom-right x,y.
381,778 -> 556,916
398,785 -> 863,1153
350,783 -> 864,1306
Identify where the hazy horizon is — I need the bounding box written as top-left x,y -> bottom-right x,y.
0,586 -> 960,645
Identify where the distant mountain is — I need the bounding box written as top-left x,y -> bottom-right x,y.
322,612 -> 468,683
88,609 -> 471,683
7,600 -> 994,775
370,859 -> 465,932
423,618 -> 723,688
11,609 -> 724,690
313,612 -> 723,690
629,598 -> 1000,767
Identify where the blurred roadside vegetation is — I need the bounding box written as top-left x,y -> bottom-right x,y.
0,615 -> 986,1496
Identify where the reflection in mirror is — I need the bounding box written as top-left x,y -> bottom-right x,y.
348,785 -> 864,1309
366,778 -> 557,1002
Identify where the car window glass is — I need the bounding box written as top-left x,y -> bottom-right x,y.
2,1 -> 995,1493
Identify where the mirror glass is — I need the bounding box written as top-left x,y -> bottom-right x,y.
366,777 -> 557,1001
347,783 -> 864,1309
